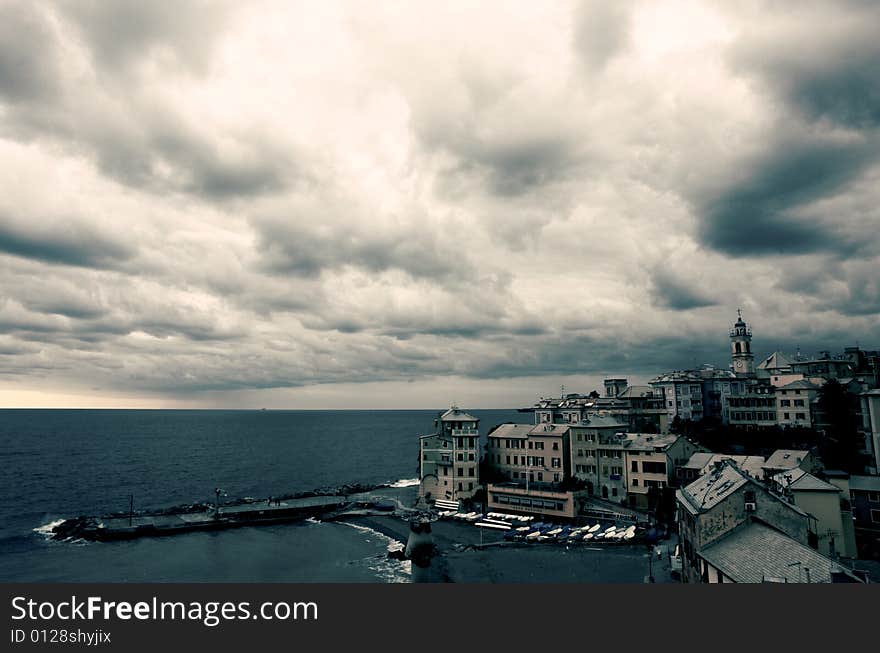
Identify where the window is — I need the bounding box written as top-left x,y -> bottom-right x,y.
553,473 -> 560,483
458,482 -> 463,491
468,468 -> 475,477
457,467 -> 463,476
643,461 -> 666,475
632,479 -> 639,487
506,456 -> 510,464
553,442 -> 559,451
794,399 -> 805,407
871,509 -> 880,524
780,400 -> 791,407
528,441 -> 533,449
468,482 -> 473,491
867,492 -> 880,503
468,453 -> 475,461
457,453 -> 463,461
612,488 -> 618,497
796,413 -> 806,420
552,458 -> 561,468
577,434 -> 583,442
631,461 -> 639,472
537,472 -> 543,481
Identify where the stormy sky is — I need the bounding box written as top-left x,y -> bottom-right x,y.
0,0 -> 878,408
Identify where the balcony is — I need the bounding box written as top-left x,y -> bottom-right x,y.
451,429 -> 479,436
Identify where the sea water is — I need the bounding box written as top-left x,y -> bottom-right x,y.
0,408 -> 520,582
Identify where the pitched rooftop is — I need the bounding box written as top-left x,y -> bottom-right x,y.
677,461 -> 751,514
700,521 -> 859,583
764,449 -> 810,471
439,406 -> 478,422
772,468 -> 839,492
489,423 -> 533,439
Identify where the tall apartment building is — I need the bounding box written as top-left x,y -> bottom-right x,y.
485,422 -> 577,519
419,406 -> 480,503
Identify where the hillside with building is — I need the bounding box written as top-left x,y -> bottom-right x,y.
415,311 -> 880,581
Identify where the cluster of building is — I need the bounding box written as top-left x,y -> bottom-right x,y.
416,312 -> 880,581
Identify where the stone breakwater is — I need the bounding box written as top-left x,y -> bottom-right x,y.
49,481 -> 405,542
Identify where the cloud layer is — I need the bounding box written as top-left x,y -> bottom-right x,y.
0,0 -> 878,407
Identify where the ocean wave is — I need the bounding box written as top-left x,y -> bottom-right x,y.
341,522 -> 410,583
33,519 -> 66,538
388,478 -> 420,488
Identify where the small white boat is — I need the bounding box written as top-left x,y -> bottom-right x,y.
588,524 -> 601,533
547,528 -> 563,536
604,525 -> 616,533
583,533 -> 594,541
525,531 -> 541,540
594,532 -> 605,539
623,531 -> 635,540
515,526 -> 531,532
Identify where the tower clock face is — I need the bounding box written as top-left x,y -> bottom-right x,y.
735,359 -> 744,369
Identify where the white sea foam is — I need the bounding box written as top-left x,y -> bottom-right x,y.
389,478 -> 420,488
33,519 -> 65,538
341,522 -> 411,583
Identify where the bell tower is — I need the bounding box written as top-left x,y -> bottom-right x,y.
729,309 -> 755,376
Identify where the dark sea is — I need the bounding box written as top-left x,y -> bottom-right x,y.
0,409 -> 521,582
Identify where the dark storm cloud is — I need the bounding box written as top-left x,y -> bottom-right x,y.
777,257 -> 880,317
22,298 -> 106,320
464,333 -> 726,382
788,54 -> 880,129
254,217 -> 474,282
0,3 -> 62,103
699,4 -> 880,259
0,337 -> 40,356
0,2 -> 292,202
0,212 -> 134,269
650,271 -> 717,310
56,0 -> 229,75
572,1 -> 631,73
696,138 -> 875,257
429,130 -> 578,198
732,14 -> 880,130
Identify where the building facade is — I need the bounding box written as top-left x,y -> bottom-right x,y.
676,461 -> 814,583
419,406 -> 480,502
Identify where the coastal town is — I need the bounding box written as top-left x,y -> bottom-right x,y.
417,312 -> 880,583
